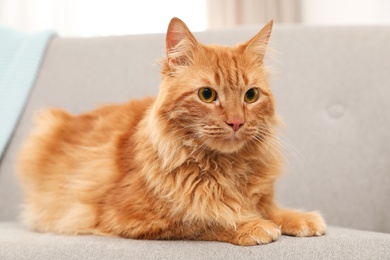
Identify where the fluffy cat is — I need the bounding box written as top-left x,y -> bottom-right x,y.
17,18 -> 326,246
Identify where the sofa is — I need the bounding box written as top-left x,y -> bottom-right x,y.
0,25 -> 389,259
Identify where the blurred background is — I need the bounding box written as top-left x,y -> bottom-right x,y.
1,0 -> 390,37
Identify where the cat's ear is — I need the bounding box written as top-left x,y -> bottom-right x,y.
243,20 -> 273,63
166,17 -> 199,70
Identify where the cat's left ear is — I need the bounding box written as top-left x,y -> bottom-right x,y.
243,20 -> 273,63
166,17 -> 199,70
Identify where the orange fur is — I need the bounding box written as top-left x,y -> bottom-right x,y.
17,18 -> 326,246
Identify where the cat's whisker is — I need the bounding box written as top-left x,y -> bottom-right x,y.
252,135 -> 281,159
261,126 -> 306,170
190,135 -> 211,156
254,130 -> 291,163
253,126 -> 306,175
161,127 -> 212,171
275,137 -> 306,169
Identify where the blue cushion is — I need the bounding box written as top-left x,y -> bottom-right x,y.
0,27 -> 54,158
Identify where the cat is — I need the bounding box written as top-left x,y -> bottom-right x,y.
17,17 -> 326,246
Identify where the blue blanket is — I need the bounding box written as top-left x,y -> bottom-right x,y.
0,27 -> 55,159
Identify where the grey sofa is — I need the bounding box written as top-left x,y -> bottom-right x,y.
1,25 -> 389,259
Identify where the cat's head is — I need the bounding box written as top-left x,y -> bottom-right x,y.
154,18 -> 278,154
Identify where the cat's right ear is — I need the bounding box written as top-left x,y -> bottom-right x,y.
166,17 -> 198,70
242,20 -> 273,63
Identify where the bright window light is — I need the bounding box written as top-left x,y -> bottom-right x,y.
0,0 -> 207,37
74,0 -> 207,36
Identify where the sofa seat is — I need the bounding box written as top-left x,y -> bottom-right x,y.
1,222 -> 389,260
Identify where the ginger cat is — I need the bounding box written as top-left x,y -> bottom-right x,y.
17,18 -> 326,246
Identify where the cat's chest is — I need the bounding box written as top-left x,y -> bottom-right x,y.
202,162 -> 269,196
167,159 -> 269,224
182,158 -> 267,204
148,154 -> 272,224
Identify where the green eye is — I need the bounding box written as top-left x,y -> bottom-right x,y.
198,87 -> 217,103
244,88 -> 260,103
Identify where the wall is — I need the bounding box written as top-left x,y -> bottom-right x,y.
301,0 -> 390,25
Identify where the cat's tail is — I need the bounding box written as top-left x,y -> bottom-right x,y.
16,108 -> 72,230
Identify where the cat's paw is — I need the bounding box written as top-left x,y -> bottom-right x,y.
235,220 -> 281,246
278,211 -> 326,237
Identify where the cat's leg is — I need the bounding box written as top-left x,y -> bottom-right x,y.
198,219 -> 281,246
268,208 -> 326,237
259,196 -> 326,237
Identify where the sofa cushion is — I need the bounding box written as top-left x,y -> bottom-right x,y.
0,222 -> 389,260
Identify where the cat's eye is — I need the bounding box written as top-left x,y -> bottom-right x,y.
244,88 -> 260,103
198,87 -> 217,103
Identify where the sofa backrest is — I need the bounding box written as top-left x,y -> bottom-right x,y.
1,26 -> 389,233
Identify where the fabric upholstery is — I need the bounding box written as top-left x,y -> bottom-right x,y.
1,223 -> 389,260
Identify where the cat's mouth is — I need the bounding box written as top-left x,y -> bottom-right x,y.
197,124 -> 251,153
227,131 -> 241,141
201,129 -> 247,154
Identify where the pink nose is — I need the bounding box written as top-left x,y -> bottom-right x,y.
226,119 -> 245,131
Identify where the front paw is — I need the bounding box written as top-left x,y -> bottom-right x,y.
277,211 -> 326,237
235,220 -> 281,246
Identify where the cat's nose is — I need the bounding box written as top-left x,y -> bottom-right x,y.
226,118 -> 245,132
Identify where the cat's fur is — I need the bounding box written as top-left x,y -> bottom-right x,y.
17,18 -> 326,246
